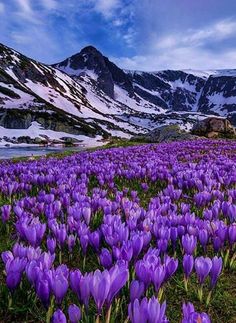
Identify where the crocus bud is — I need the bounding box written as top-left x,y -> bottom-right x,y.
130,280 -> 145,302
99,248 -> 112,269
47,237 -> 56,254
210,256 -> 222,289
195,256 -> 212,285
1,205 -> 11,223
183,254 -> 194,278
68,304 -> 81,322
52,309 -> 67,323
36,279 -> 50,307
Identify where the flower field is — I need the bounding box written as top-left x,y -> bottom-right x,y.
0,140 -> 236,322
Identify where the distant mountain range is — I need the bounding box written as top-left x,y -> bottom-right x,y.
0,43 -> 235,146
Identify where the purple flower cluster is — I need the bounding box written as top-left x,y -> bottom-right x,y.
1,139 -> 236,321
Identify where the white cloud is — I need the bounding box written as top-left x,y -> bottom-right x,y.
114,47 -> 236,71
93,0 -> 121,18
113,19 -> 236,71
0,2 -> 5,14
11,32 -> 30,44
123,27 -> 136,47
10,25 -> 62,62
41,0 -> 57,10
156,19 -> 236,51
13,0 -> 44,24
15,0 -> 32,13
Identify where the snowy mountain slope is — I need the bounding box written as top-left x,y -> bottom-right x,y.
0,43 -> 236,146
55,46 -> 236,125
0,44 -> 148,145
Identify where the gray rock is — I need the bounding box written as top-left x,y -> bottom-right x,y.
192,117 -> 236,138
60,137 -> 82,144
131,124 -> 197,143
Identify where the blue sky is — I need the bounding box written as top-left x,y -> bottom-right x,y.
1,0 -> 236,70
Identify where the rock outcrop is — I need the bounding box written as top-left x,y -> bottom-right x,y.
191,117 -> 236,138
131,125 -> 197,143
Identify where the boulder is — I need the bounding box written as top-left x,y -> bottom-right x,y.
131,124 -> 197,143
192,117 -> 236,138
60,137 -> 82,144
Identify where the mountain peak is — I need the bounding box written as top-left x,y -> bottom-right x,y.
54,45 -> 135,99
80,45 -> 101,54
54,45 -> 105,73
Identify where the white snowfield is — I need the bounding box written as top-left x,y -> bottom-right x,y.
0,122 -> 104,147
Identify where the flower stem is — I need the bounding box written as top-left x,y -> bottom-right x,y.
105,305 -> 112,323
224,249 -> 230,268
83,255 -> 86,270
184,277 -> 188,292
46,297 -> 54,323
197,286 -> 203,303
59,250 -> 62,264
229,252 -> 236,268
158,288 -> 163,302
95,315 -> 100,323
8,294 -> 12,309
206,290 -> 212,307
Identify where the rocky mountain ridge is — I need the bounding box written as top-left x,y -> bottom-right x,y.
0,43 -> 235,146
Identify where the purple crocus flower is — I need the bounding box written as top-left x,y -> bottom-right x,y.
182,234 -> 197,255
158,239 -> 168,253
47,237 -> 56,254
13,243 -> 27,258
128,298 -> 148,323
213,236 -> 223,253
170,227 -> 178,247
135,261 -> 152,287
56,225 -> 67,248
182,302 -> 211,323
132,235 -> 144,258
130,280 -> 145,302
183,255 -> 194,278
39,252 -> 55,270
152,265 -> 166,292
99,248 -> 113,269
147,297 -> 167,323
195,256 -> 212,285
80,235 -> 89,254
90,269 -> 110,314
128,297 -> 167,323
70,269 -> 82,296
89,231 -> 100,251
52,272 -> 69,304
210,256 -> 222,289
5,257 -> 27,291
52,309 -> 67,323
25,260 -> 40,285
228,224 -> 236,245
1,251 -> 14,264
82,207 -> 91,225
67,235 -> 76,252
79,273 -> 91,309
36,279 -> 50,307
1,205 -> 11,223
107,264 -> 129,306
6,271 -> 22,291
68,304 -> 81,322
199,229 -> 208,249
164,256 -> 178,281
